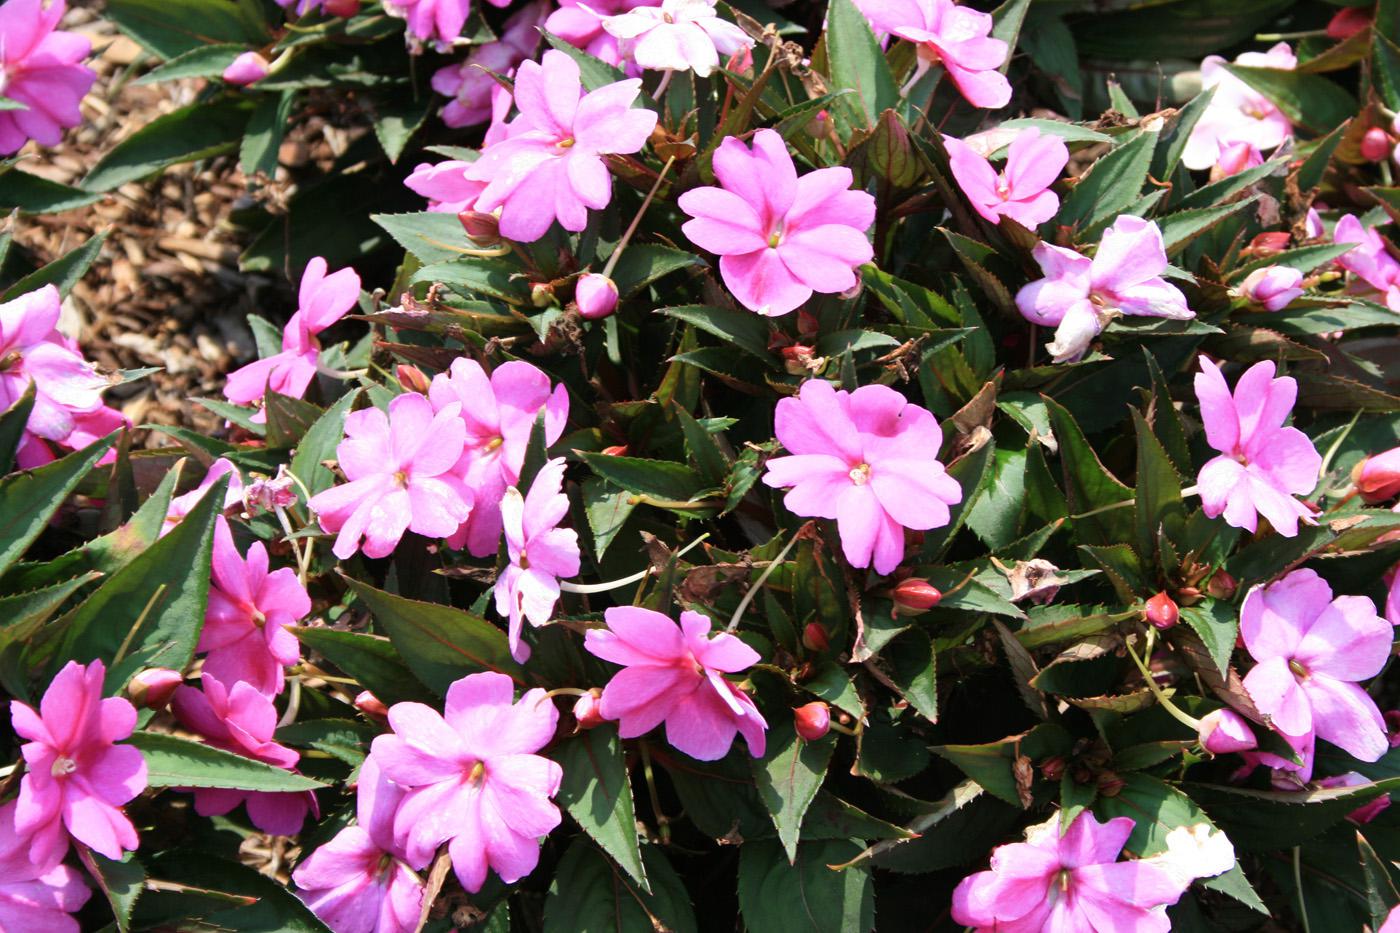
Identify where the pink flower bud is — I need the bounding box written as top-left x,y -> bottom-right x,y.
355,691 -> 389,722
1354,447 -> 1400,503
1246,231 -> 1291,256
574,690 -> 605,729
1327,6 -> 1371,40
600,444 -> 629,457
576,273 -> 619,320
793,702 -> 830,741
892,578 -> 942,614
396,363 -> 432,395
128,668 -> 183,709
324,0 -> 361,15
802,622 -> 829,653
1145,592 -> 1179,630
1238,265 -> 1305,312
1362,127 -> 1394,163
458,211 -> 500,246
1317,772 -> 1391,824
1205,569 -> 1237,600
223,52 -> 270,86
1198,708 -> 1257,754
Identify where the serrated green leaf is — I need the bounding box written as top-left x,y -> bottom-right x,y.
78,849 -> 145,933
135,43 -> 245,84
83,100 -> 253,192
413,256 -> 530,303
825,0 -> 899,130
657,304 -> 775,362
293,627 -> 433,707
886,628 -> 937,721
0,379 -> 36,475
3,230 -> 109,301
752,719 -> 836,862
264,391 -> 323,450
372,211 -> 477,265
1189,777 -> 1400,852
0,433 -> 115,577
609,243 -> 705,298
290,388 -> 361,497
552,726 -> 647,889
1057,129 -> 1156,230
1178,600 -> 1237,677
105,0 -> 268,60
578,452 -> 708,504
674,404 -> 728,487
131,731 -> 327,791
543,841 -> 696,933
737,839 -> 873,933
1044,397 -> 1133,545
1223,64 -> 1358,134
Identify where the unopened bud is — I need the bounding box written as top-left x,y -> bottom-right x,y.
128,669 -> 183,710
1362,127 -> 1394,163
355,691 -> 389,722
1198,708 -> 1257,755
1327,5 -> 1372,40
802,622 -> 829,653
1353,447 -> 1400,503
1096,772 -> 1125,797
1205,569 -> 1237,600
892,578 -> 942,614
1145,591 -> 1179,630
573,690 -> 605,729
222,52 -> 269,86
458,211 -> 500,246
806,109 -> 832,139
1039,755 -> 1066,781
576,273 -> 619,321
396,364 -> 431,395
600,444 -> 629,457
1246,231 -> 1291,256
324,0 -> 361,15
793,702 -> 831,741
531,282 -> 557,308
1238,265 -> 1304,312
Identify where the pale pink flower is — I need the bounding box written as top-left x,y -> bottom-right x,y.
161,457 -> 245,536
1016,215 -> 1193,362
1198,708 -> 1256,754
1385,904 -> 1400,933
1194,359 -> 1321,537
404,160 -> 488,215
678,128 -> 875,316
1238,265 -> 1303,311
944,128 -> 1067,228
1315,772 -> 1391,824
951,811 -> 1186,932
546,0 -> 656,67
224,257 -> 361,412
575,272 -> 619,319
383,0 -> 479,50
1183,43 -> 1295,173
465,50 -> 657,243
1213,140 -> 1264,178
0,801 -> 89,932
171,674 -> 318,835
0,0 -> 95,155
430,1 -> 545,128
368,672 -> 563,892
243,466 -> 299,515
10,660 -> 147,866
1241,569 -> 1391,782
1333,213 -> 1400,310
293,757 -> 424,933
308,392 -> 473,560
584,606 -> 767,760
857,0 -> 1010,108
599,0 -> 752,78
222,51 -> 269,85
427,358 -> 568,557
494,458 -> 580,663
762,380 -> 960,574
199,516 -> 311,696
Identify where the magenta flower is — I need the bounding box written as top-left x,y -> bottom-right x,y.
222,51 -> 269,86
427,358 -> 568,557
224,257 -> 361,412
494,458 -> 581,663
308,392 -> 473,560
1198,708 -> 1257,755
1389,566 -> 1400,626
430,1 -> 544,129
857,0 -> 1010,108
1334,214 -> 1400,310
199,517 -> 311,696
9,660 -> 147,866
0,0 -> 95,156
1015,215 -> 1193,363
0,801 -> 89,932
465,50 -> 656,243
599,0 -> 752,78
293,757 -> 424,933
368,672 -> 563,892
404,160 -> 489,215
1238,265 -> 1304,311
161,457 -> 245,536
584,606 -> 768,760
762,380 -> 961,575
1194,359 -> 1321,537
171,674 -> 318,835
951,811 -> 1186,932
944,128 -> 1067,228
1183,43 -> 1295,174
678,128 -> 876,316
383,0 -> 479,50
1240,569 -> 1391,781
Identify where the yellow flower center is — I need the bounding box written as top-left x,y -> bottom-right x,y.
848,463 -> 871,486
51,756 -> 77,778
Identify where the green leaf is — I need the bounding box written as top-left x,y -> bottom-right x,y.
1178,600 -> 1237,678
543,840 -> 697,933
130,731 -> 327,791
83,99 -> 253,192
1152,87 -> 1215,182
674,404 -> 728,488
139,851 -> 332,933
1296,118 -> 1349,192
933,724 -> 1073,808
1189,778 -> 1400,852
1359,831 -> 1400,928
541,32 -> 635,95
578,452 -> 708,503
737,839 -> 874,933
241,90 -> 297,177
581,477 -> 635,560
106,0 -> 268,60
920,439 -> 995,559
344,577 -> 524,695
824,0 -> 900,130
3,230 -> 109,301
373,211 -> 477,265
752,719 -> 837,862
1044,397 -> 1133,545
0,168 -> 102,213
551,725 -> 647,889
78,849 -> 145,932
264,391 -> 323,450
1156,194 -> 1263,255
275,719 -> 373,766
1132,408 -> 1184,568
1095,772 -> 1217,857
290,388 -> 361,497
658,305 -> 775,362
0,433 -> 116,577
1222,64 -> 1358,134
293,627 -> 433,707
885,628 -> 938,721
609,243 -> 705,298
413,256 -> 530,303
369,86 -> 432,163
1056,129 -> 1156,230
0,379 -> 36,475
135,44 -> 246,83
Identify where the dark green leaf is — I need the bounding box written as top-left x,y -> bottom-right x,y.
293,627 -> 433,707
543,840 -> 697,933
1222,64 -> 1358,134
737,839 -> 874,933
752,719 -> 837,862
578,452 -> 708,504
290,388 -> 361,497
551,725 -> 647,889
0,433 -> 116,577
0,379 -> 36,475
135,44 -> 245,83
1057,129 -> 1156,230
373,211 -> 477,265
78,849 -> 145,933
1190,778 -> 1400,852
413,256 -> 530,303
106,0 -> 268,60
83,100 -> 253,192
825,0 -> 900,130
3,230 -> 109,301
658,304 -> 775,362
130,731 -> 327,791
609,244 -> 705,298
241,90 -> 297,177
0,168 -> 102,213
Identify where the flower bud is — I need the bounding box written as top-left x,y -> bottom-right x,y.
892,578 -> 942,614
531,282 -> 557,308
793,702 -> 831,741
324,0 -> 361,15
458,210 -> 500,246
781,344 -> 819,376
802,622 -> 829,653
574,690 -> 605,730
128,668 -> 183,710
1205,569 -> 1237,600
1245,231 -> 1292,257
1212,141 -> 1262,180
1327,5 -> 1372,40
396,364 -> 432,395
600,444 -> 629,457
1238,265 -> 1304,312
355,691 -> 389,722
1197,708 -> 1257,755
223,52 -> 270,86
1096,772 -> 1125,797
576,273 -> 619,321
1353,447 -> 1400,503
1362,127 -> 1394,163
1145,592 -> 1179,630
806,109 -> 833,139
1039,755 -> 1066,781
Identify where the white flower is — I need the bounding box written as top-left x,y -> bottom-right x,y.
598,0 -> 752,77
1146,824 -> 1237,887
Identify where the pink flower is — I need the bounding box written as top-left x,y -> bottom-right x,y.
383,0 -> 478,50
1183,43 -> 1295,173
465,50 -> 656,243
584,606 -> 767,760
1016,215 -> 1193,363
1238,265 -> 1303,311
678,128 -> 876,316
858,0 -> 1010,108
1355,446 -> 1400,504
494,458 -> 580,663
308,392 -> 474,560
0,801 -> 89,932
762,380 -> 960,575
1193,359 -> 1321,537
0,0 -> 95,155
161,457 -> 245,536
222,51 -> 269,85
404,160 -> 489,215
1315,772 -> 1391,824
427,358 -> 568,557
224,257 -> 361,411
368,672 -> 563,892
575,272 -> 619,319
599,0 -> 752,78
1198,708 -> 1257,754
429,1 -> 544,128
171,674 -> 318,835
1385,904 -> 1400,933
951,811 -> 1187,932
293,757 -> 424,933
944,128 -> 1067,228
199,517 -> 311,696
1241,569 -> 1391,782
1334,214 -> 1400,310
546,0 -> 656,66
1389,565 -> 1400,627
9,660 -> 147,866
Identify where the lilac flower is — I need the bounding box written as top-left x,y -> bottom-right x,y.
429,1 -> 545,129
1241,569 -> 1391,782
678,129 -> 876,316
1194,359 -> 1321,537
584,607 -> 768,760
0,801 -> 89,932
368,672 -> 563,893
1183,43 -> 1295,175
599,0 -> 752,78
763,380 -> 961,575
0,0 -> 96,155
944,127 -> 1067,228
857,0 -> 1010,108
1238,265 -> 1304,311
494,458 -> 581,663
465,50 -> 657,243
1015,216 -> 1193,363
